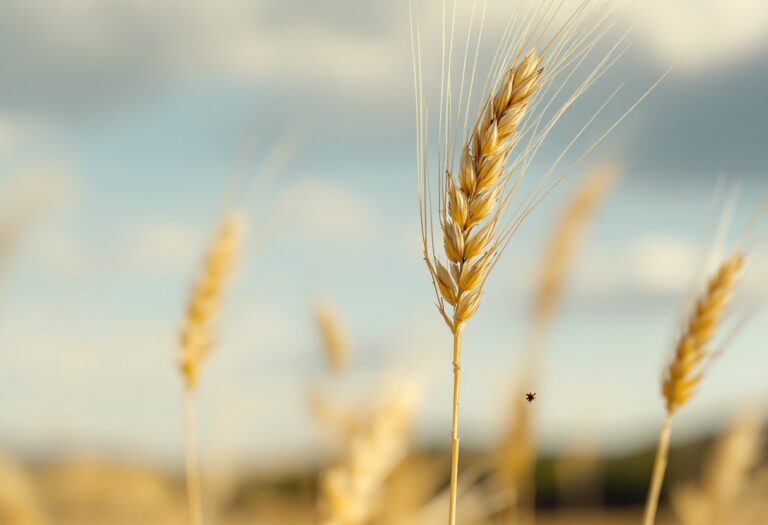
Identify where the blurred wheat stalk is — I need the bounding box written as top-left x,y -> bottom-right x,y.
673,411 -> 764,525
318,386 -> 418,525
495,163 -> 616,519
178,213 -> 244,525
312,301 -> 421,525
0,455 -> 45,525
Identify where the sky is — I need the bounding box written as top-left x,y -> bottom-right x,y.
0,0 -> 767,470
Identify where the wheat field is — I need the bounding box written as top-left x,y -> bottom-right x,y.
1,1 -> 768,525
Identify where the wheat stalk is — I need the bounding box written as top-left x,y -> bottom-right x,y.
699,412 -> 762,521
643,252 -> 744,525
420,51 -> 543,525
494,164 -> 615,518
672,411 -> 762,525
0,454 -> 45,525
413,2 -> 651,520
178,212 -> 244,525
318,385 -> 418,525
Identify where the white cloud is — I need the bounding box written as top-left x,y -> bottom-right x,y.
0,116 -> 26,154
281,178 -> 381,243
1,163 -> 85,275
217,24 -> 401,92
121,219 -> 203,273
503,231 -> 699,305
628,0 -> 768,69
569,233 -> 699,301
2,0 -> 766,121
1,163 -> 82,209
31,229 -> 92,276
0,0 -> 406,116
623,235 -> 699,294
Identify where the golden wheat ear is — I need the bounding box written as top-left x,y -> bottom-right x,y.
413,3 -> 634,521
661,253 -> 744,414
436,51 -> 543,334
318,384 -> 419,525
179,213 -> 245,390
177,211 -> 244,525
643,252 -> 745,525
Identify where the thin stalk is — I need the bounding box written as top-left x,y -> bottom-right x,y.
643,415 -> 673,525
184,389 -> 203,525
448,330 -> 463,525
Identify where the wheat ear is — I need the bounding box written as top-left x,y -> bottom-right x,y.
533,164 -> 616,328
319,385 -> 418,525
179,214 -> 244,389
423,51 -> 542,525
643,253 -> 744,525
178,212 -> 244,525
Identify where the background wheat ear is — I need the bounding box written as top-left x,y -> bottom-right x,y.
661,253 -> 743,414
179,212 -> 245,391
532,164 -> 618,329
643,252 -> 745,525
313,301 -> 349,378
318,383 -> 419,525
672,410 -> 763,525
177,211 -> 245,525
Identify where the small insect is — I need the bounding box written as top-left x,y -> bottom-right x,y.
525,392 -> 536,403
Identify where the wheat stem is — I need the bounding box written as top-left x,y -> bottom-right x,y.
448,330 -> 463,525
644,415 -> 672,525
184,389 -> 203,525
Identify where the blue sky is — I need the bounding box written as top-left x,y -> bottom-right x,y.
0,0 -> 767,469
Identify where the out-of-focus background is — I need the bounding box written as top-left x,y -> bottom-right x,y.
0,0 -> 767,523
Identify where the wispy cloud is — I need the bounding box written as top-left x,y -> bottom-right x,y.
0,0 -> 405,119
506,232 -> 699,309
628,0 -> 768,70
577,233 -> 699,298
282,178 -> 382,243
120,218 -> 203,274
